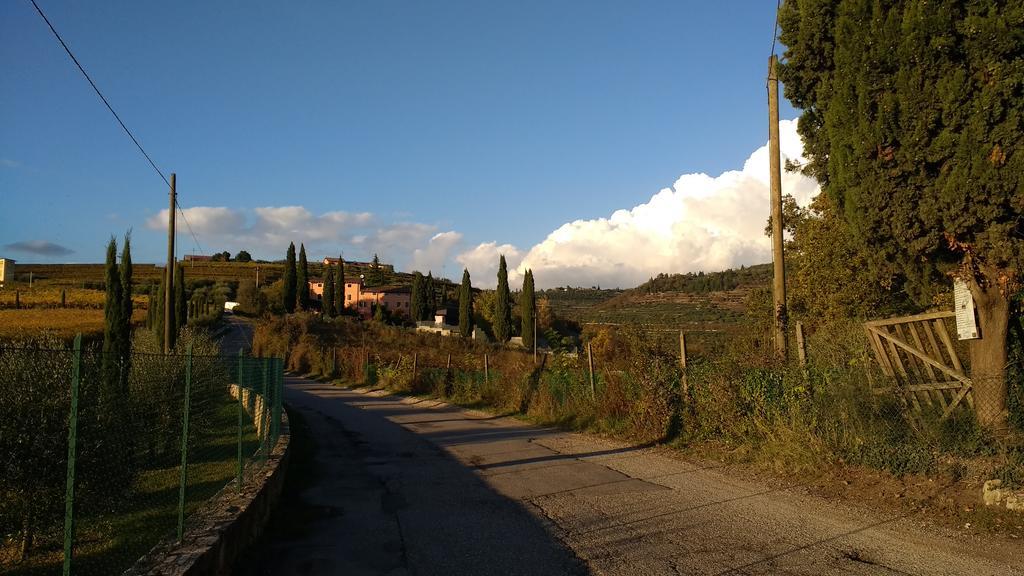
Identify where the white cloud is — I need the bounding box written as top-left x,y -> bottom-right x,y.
147,207 -> 246,236
455,242 -> 525,289
457,119 -> 819,289
410,231 -> 463,276
145,206 -> 439,266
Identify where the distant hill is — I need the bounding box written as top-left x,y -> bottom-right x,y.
632,263 -> 772,294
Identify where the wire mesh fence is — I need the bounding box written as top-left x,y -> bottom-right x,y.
0,337 -> 283,576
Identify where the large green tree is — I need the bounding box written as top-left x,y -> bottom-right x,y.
779,0 -> 1023,427
323,265 -> 336,317
494,255 -> 513,343
102,237 -> 124,402
411,271 -> 427,322
297,243 -> 310,311
335,257 -> 345,314
174,263 -> 186,340
521,269 -> 536,350
118,233 -> 133,390
283,242 -> 297,314
459,268 -> 474,338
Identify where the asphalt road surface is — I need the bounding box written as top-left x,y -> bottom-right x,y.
237,371 -> 1023,575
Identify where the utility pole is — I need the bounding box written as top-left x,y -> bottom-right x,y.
164,173 -> 176,354
768,55 -> 788,360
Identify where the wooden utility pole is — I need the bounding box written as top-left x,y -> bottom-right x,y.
587,342 -> 595,398
533,315 -> 537,364
679,331 -> 688,398
164,173 -> 176,354
768,56 -> 788,360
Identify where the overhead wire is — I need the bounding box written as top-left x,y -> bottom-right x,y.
29,0 -> 205,256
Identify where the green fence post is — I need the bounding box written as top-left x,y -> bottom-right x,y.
62,333 -> 82,576
237,349 -> 244,493
177,343 -> 193,542
261,357 -> 269,463
271,357 -> 282,447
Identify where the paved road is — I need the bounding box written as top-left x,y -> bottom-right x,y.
219,316 -> 254,356
244,377 -> 1023,576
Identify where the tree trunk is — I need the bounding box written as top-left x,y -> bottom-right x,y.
968,272 -> 1011,430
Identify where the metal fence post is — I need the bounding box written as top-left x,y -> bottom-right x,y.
62,333 -> 82,576
177,343 -> 193,542
237,349 -> 244,493
261,358 -> 269,463
271,357 -> 282,447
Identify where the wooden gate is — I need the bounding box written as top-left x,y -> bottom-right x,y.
864,311 -> 974,419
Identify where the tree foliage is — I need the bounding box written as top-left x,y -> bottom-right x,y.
411,272 -> 427,322
297,243 -> 310,311
335,257 -> 345,314
283,242 -> 297,314
323,264 -> 336,317
459,269 -> 473,338
521,269 -> 536,350
778,0 -> 1024,427
494,255 -> 513,343
235,250 -> 252,263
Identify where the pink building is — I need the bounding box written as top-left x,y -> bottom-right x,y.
309,278 -> 411,319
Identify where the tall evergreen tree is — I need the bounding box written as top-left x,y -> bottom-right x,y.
494,255 -> 512,343
426,272 -> 436,316
174,263 -> 186,343
411,272 -> 427,322
459,269 -> 474,338
153,276 -> 166,351
323,265 -> 336,317
283,242 -> 297,313
370,253 -> 384,286
118,233 -> 133,391
521,269 -> 536,350
101,237 -> 123,401
297,243 -> 310,311
779,0 -> 1024,428
335,257 -> 345,314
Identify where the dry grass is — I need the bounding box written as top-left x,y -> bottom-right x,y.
0,285 -> 148,310
0,308 -> 148,339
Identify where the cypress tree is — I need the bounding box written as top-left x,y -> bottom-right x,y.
101,237 -> 123,400
410,272 -> 426,322
778,0 -> 1024,428
323,265 -> 336,317
335,257 -> 345,314
426,272 -> 436,317
494,255 -> 512,343
521,269 -> 535,350
297,243 -> 309,310
174,263 -> 186,345
370,253 -> 384,286
459,268 -> 473,338
283,243 -> 297,313
118,234 -> 133,391
153,277 -> 166,351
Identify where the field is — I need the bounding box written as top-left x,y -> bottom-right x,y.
14,260 -> 419,288
0,309 -> 148,340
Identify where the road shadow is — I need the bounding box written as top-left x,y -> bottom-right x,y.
234,380 -> 590,576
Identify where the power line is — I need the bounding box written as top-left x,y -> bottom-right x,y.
29,0 -> 170,189
770,0 -> 781,59
175,200 -> 205,256
30,0 -> 206,256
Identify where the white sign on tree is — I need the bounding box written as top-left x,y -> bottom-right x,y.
954,278 -> 979,340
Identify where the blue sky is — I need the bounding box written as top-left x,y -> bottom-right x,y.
1,1 -> 807,288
